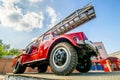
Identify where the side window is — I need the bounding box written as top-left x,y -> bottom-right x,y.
53,33 -> 59,37
43,34 -> 50,41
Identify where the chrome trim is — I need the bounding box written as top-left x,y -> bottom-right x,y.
77,40 -> 98,54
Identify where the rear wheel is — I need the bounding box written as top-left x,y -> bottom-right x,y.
76,58 -> 91,73
37,64 -> 48,73
13,60 -> 26,74
50,42 -> 78,76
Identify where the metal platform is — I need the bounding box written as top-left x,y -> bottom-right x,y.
4,71 -> 120,80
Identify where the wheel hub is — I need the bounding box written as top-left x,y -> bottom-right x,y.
54,48 -> 67,67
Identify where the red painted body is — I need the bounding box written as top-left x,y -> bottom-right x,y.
13,32 -> 88,65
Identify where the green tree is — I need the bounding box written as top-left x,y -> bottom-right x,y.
8,48 -> 21,56
0,39 -> 3,45
3,44 -> 10,51
0,45 -> 3,56
0,39 -> 21,56
0,40 -> 6,57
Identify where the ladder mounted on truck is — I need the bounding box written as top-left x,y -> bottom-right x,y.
27,4 -> 96,48
44,4 -> 96,35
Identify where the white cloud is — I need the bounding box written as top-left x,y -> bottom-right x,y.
18,12 -> 44,31
0,0 -> 59,31
0,1 -> 22,27
46,6 -> 57,28
0,0 -> 44,31
1,0 -> 19,4
29,0 -> 43,3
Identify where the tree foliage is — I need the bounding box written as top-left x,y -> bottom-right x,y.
0,39 -> 20,57
8,48 -> 20,55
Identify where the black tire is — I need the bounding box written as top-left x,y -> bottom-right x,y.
38,64 -> 48,73
76,58 -> 91,73
50,42 -> 78,76
13,60 -> 26,74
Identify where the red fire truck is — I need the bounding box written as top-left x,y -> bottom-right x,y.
12,4 -> 98,75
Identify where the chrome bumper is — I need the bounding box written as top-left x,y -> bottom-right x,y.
77,40 -> 99,55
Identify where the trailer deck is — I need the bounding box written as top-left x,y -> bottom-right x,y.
4,71 -> 120,80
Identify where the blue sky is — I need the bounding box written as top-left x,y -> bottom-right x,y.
0,0 -> 120,54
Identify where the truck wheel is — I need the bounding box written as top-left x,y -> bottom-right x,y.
50,42 -> 78,76
38,64 -> 48,73
13,60 -> 26,74
76,58 -> 91,73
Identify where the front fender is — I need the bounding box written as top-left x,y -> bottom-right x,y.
12,56 -> 19,67
46,36 -> 77,58
11,53 -> 24,67
54,36 -> 78,46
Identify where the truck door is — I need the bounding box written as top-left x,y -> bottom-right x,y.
38,33 -> 52,58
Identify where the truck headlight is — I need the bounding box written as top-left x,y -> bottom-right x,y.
73,37 -> 79,42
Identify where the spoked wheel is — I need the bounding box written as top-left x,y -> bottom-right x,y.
50,42 -> 78,76
76,58 -> 91,73
13,60 -> 26,74
38,64 -> 48,73
53,48 -> 67,67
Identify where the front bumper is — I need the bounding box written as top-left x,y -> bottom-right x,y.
12,57 -> 19,67
77,40 -> 99,55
